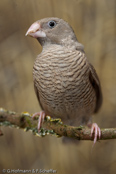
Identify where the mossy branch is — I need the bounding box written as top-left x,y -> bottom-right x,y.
0,108 -> 116,141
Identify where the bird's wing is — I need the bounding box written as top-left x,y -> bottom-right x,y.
89,63 -> 103,113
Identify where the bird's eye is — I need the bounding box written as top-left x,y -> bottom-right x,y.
48,20 -> 56,28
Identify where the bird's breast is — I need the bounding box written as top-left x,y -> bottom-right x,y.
33,46 -> 96,125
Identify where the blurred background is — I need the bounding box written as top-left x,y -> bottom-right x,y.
0,0 -> 116,173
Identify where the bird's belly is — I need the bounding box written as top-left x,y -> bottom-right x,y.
33,50 -> 96,126
37,75 -> 96,126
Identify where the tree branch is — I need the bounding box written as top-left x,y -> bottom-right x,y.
0,108 -> 116,141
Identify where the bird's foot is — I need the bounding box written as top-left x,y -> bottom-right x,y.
32,111 -> 46,131
91,123 -> 101,144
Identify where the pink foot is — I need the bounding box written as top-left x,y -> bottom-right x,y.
91,123 -> 101,144
32,111 -> 46,131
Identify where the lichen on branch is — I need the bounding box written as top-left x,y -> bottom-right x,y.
0,108 -> 116,141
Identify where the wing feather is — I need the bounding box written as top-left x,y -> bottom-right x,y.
89,63 -> 103,113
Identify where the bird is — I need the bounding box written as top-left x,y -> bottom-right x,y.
26,17 -> 102,144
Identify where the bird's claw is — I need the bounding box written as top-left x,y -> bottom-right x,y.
32,111 -> 46,131
91,123 -> 101,144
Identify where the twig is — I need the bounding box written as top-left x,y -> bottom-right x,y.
0,108 -> 116,141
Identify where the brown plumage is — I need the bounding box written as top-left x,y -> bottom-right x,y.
26,17 -> 102,144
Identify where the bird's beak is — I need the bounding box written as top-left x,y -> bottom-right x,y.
25,22 -> 46,38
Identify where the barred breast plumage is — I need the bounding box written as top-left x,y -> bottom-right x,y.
33,45 -> 96,126
26,17 -> 102,143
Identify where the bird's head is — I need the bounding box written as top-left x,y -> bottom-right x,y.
26,17 -> 78,47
